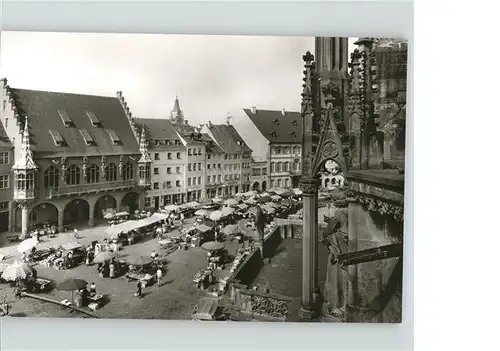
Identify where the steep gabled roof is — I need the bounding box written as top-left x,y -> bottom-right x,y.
243,109 -> 302,144
134,118 -> 181,141
0,120 -> 13,149
207,124 -> 252,154
9,88 -> 140,158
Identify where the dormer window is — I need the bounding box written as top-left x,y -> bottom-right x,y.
107,130 -> 121,145
86,111 -> 100,127
273,119 -> 280,125
58,110 -> 73,127
271,131 -> 277,138
289,132 -> 297,138
49,130 -> 65,146
291,120 -> 298,126
79,129 -> 94,146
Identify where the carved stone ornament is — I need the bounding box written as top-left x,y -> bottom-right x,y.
118,155 -> 124,177
101,156 -> 107,179
299,177 -> 320,196
355,193 -> 404,221
82,156 -> 88,180
240,293 -> 291,321
60,157 -> 67,180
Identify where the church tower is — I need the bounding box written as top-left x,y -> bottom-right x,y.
170,95 -> 185,125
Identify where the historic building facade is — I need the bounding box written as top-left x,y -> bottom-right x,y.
0,80 -> 151,238
134,117 -> 186,209
250,156 -> 268,192
242,108 -> 302,190
201,120 -> 252,197
0,121 -> 14,233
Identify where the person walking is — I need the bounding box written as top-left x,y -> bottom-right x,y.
73,228 -> 79,239
156,267 -> 163,288
135,281 -> 142,298
89,282 -> 96,295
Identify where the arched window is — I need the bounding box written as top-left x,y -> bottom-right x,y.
66,165 -> 81,185
284,178 -> 289,188
284,162 -> 289,172
271,162 -> 275,173
87,164 -> 99,183
105,163 -> 117,182
277,179 -> 282,187
270,179 -> 275,188
44,166 -> 59,188
276,162 -> 282,172
123,162 -> 133,180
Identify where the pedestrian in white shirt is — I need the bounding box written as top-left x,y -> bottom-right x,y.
156,268 -> 163,288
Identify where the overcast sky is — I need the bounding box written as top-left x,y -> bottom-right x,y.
0,32 -> 355,155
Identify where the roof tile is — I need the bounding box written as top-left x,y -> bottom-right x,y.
9,88 -> 140,157
243,109 -> 302,144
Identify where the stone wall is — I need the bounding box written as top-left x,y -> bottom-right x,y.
232,287 -> 294,321
347,202 -> 403,323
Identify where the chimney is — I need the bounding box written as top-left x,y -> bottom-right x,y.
226,114 -> 233,125
208,120 -> 213,127
251,106 -> 257,114
184,120 -> 189,125
281,108 -> 286,116
116,91 -> 123,99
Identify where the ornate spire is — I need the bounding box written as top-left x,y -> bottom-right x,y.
138,126 -> 151,163
170,95 -> 184,124
13,118 -> 38,170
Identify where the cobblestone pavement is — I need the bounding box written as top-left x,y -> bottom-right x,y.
0,217 -> 238,319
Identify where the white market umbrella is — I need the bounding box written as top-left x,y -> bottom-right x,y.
210,211 -> 223,221
1,261 -> 34,281
221,207 -> 235,217
195,209 -> 209,217
224,199 -> 239,206
17,238 -> 39,253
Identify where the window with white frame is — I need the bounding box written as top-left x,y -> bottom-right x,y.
0,174 -> 9,189
0,152 -> 9,164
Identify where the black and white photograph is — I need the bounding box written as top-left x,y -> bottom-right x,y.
0,32 -> 407,323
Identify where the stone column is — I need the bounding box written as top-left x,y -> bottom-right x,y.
58,209 -> 64,233
298,176 -> 320,321
88,205 -> 95,227
8,201 -> 14,232
19,204 -> 30,240
345,202 -> 360,321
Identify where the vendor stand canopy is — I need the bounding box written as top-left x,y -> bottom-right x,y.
221,207 -> 234,217
127,256 -> 153,266
258,196 -> 272,203
61,242 -> 83,251
224,198 -> 239,206
244,198 -> 256,205
164,204 -> 179,212
193,297 -> 219,321
271,195 -> 282,201
57,278 -> 88,302
93,251 -> 117,263
243,190 -> 256,197
201,241 -> 225,251
221,224 -> 240,235
265,202 -> 278,208
181,201 -> 200,209
279,191 -> 294,198
237,204 -> 248,210
17,238 -> 39,253
209,211 -> 223,221
212,196 -> 223,203
195,209 -> 209,217
1,261 -> 34,281
195,224 -> 213,233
